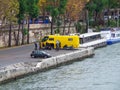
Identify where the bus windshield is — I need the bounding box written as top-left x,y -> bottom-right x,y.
41,36 -> 49,42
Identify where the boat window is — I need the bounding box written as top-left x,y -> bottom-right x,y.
116,34 -> 120,37
111,34 -> 115,38
42,36 -> 49,42
81,34 -> 101,43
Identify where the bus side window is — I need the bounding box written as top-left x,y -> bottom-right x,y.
49,38 -> 54,41
68,38 -> 73,41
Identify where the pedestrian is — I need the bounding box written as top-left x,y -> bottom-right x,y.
34,42 -> 38,50
56,40 -> 60,51
39,41 -> 41,50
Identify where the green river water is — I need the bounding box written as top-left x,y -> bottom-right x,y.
0,43 -> 120,90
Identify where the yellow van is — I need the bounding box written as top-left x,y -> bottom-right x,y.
40,35 -> 80,49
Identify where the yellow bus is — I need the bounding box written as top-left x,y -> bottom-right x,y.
40,35 -> 80,49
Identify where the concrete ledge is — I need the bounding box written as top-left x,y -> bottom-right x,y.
0,47 -> 94,84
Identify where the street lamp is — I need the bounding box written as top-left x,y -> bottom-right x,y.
49,16 -> 53,35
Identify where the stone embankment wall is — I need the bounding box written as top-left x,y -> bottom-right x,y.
0,24 -> 76,47
0,47 -> 94,84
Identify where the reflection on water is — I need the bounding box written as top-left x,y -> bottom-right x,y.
0,44 -> 120,90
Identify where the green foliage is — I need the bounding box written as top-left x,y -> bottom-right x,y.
46,0 -> 67,19
55,18 -> 62,34
86,0 -> 107,14
55,28 -> 60,34
26,0 -> 39,18
89,20 -> 95,27
109,20 -> 118,27
74,22 -> 81,33
85,0 -> 120,27
56,19 -> 62,27
45,0 -> 67,34
95,25 -> 102,32
58,0 -> 68,14
17,0 -> 27,24
17,0 -> 40,24
108,0 -> 120,8
52,8 -> 59,17
23,28 -> 28,35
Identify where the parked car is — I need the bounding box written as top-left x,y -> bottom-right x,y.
30,50 -> 51,58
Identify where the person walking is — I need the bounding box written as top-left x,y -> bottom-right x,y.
34,42 -> 38,50
56,40 -> 60,51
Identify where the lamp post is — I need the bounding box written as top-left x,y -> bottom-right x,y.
49,16 -> 53,35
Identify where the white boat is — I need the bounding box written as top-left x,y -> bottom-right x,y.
79,32 -> 107,48
100,27 -> 120,45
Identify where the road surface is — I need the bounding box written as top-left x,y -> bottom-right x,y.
0,44 -> 77,68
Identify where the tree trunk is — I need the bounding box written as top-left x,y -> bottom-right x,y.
21,22 -> 24,45
68,21 -> 71,34
75,21 -> 79,33
63,15 -> 66,35
16,24 -> 20,46
8,22 -> 12,47
13,32 -> 17,45
27,18 -> 30,44
97,12 -> 104,26
94,11 -> 98,23
85,9 -> 89,33
51,17 -> 53,35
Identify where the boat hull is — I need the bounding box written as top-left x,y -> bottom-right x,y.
107,39 -> 120,45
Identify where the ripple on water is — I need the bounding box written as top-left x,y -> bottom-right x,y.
0,44 -> 120,90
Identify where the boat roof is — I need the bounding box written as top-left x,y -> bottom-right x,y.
80,32 -> 100,38
100,27 -> 120,31
113,27 -> 120,31
100,28 -> 111,31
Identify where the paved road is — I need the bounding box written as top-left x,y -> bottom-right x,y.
0,44 -> 78,68
0,44 -> 35,68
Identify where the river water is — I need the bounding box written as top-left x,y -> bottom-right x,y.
0,43 -> 120,90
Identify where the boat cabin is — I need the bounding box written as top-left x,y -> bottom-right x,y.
100,28 -> 120,39
79,32 -> 101,44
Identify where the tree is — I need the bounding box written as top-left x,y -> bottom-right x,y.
106,0 -> 120,26
58,0 -> 67,34
17,0 -> 27,45
86,0 -> 109,27
85,0 -> 120,27
0,0 -> 19,47
8,0 -> 19,47
66,0 -> 88,34
26,0 -> 39,43
38,0 -> 47,19
45,0 -> 67,35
